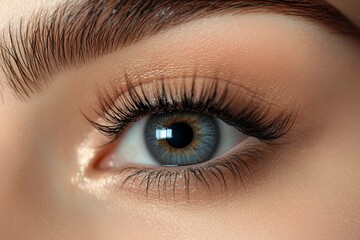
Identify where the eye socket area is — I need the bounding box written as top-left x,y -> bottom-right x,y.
97,111 -> 249,170
87,75 -> 296,180
81,76 -> 296,200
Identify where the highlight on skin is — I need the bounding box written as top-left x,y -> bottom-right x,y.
81,74 -> 295,200
0,0 -> 359,239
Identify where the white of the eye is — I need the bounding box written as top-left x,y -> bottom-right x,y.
213,119 -> 248,158
101,116 -> 249,169
101,117 -> 158,168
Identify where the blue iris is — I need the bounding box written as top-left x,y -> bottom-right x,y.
144,112 -> 220,166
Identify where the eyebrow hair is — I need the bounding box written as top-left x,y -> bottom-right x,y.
0,0 -> 358,100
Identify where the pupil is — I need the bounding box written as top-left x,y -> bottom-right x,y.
166,122 -> 194,148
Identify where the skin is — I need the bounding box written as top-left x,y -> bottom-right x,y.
0,1 -> 359,240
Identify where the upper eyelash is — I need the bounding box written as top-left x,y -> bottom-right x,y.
86,73 -> 296,145
82,73 -> 296,200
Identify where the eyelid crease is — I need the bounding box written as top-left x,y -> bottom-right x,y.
81,73 -> 295,202
0,0 -> 358,100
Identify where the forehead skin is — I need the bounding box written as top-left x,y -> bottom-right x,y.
0,0 -> 358,98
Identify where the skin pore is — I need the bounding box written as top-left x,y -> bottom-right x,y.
0,1 -> 359,240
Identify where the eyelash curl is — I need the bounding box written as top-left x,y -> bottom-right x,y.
86,73 -> 296,200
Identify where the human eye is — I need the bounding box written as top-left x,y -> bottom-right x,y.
83,75 -> 294,200
101,111 -> 247,167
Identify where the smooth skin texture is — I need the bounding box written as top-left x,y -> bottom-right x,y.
0,1 -> 359,240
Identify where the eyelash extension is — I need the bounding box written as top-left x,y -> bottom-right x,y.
87,73 -> 295,146
85,73 -> 295,200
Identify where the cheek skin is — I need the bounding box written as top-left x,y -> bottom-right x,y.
0,13 -> 359,240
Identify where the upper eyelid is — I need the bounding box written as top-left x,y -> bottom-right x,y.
0,0 -> 358,100
93,74 -> 282,120
102,74 -> 265,105
87,74 -> 296,145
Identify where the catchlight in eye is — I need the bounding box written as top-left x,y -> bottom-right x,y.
98,111 -> 247,169
145,112 -> 220,166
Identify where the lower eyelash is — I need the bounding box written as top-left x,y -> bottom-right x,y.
113,143 -> 269,200
84,73 -> 295,200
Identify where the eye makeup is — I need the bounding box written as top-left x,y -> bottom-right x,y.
82,73 -> 296,201
61,11 -> 345,202
88,74 -> 294,144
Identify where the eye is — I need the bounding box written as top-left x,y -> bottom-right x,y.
86,76 -> 294,199
99,112 -> 247,169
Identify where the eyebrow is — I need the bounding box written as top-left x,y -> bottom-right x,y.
0,0 -> 358,100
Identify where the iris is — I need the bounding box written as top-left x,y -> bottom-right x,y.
145,112 -> 220,166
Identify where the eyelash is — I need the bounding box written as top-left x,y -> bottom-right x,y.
88,74 -> 294,143
85,73 -> 295,199
115,144 -> 270,199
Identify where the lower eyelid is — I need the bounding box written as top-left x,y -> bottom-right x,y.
84,141 -> 272,202
80,75 -> 296,201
